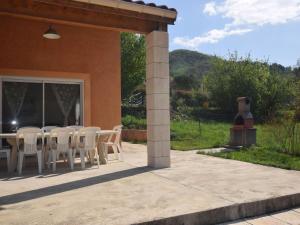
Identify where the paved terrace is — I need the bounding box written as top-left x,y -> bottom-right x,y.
0,143 -> 300,225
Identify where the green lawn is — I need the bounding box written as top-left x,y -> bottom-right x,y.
171,120 -> 300,171
171,120 -> 230,150
122,116 -> 300,170
200,147 -> 300,171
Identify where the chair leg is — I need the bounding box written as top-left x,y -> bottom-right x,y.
89,150 -> 94,166
41,151 -> 45,170
52,150 -> 57,172
6,151 -> 11,172
103,144 -> 108,160
94,148 -> 100,168
47,152 -> 52,169
68,149 -> 74,170
18,152 -> 24,175
80,149 -> 85,169
112,145 -> 118,160
117,144 -> 124,161
37,151 -> 42,174
72,148 -> 76,163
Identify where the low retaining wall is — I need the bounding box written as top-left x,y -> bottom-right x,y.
122,129 -> 147,142
137,193 -> 300,225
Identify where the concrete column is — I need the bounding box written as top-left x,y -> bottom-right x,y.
146,31 -> 170,168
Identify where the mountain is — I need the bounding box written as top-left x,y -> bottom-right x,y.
170,49 -> 214,79
169,49 -> 295,80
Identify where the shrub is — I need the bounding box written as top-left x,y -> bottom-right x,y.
267,113 -> 300,156
205,53 -> 294,121
122,115 -> 146,130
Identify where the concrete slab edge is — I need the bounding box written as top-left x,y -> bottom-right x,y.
135,193 -> 300,225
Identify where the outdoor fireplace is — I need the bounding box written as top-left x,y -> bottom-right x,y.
229,97 -> 256,147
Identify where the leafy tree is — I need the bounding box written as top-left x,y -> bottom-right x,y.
294,67 -> 300,78
260,74 -> 294,119
121,33 -> 146,101
172,74 -> 199,90
205,53 -> 294,121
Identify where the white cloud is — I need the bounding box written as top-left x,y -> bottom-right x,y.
174,27 -> 252,48
209,0 -> 300,26
203,2 -> 217,16
174,0 -> 300,49
177,16 -> 183,22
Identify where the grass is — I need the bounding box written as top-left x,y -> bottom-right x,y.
171,120 -> 230,150
121,115 -> 300,170
122,116 -> 231,150
201,147 -> 300,171
196,122 -> 300,171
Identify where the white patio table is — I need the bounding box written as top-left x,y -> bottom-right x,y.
0,130 -> 117,172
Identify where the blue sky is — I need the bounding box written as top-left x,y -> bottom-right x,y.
151,0 -> 300,67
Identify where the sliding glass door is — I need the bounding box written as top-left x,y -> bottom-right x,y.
44,83 -> 81,126
2,81 -> 43,132
1,77 -> 83,133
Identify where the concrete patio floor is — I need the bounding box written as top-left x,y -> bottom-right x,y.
1,143 -> 300,225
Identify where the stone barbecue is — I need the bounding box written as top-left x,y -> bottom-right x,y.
229,97 -> 256,147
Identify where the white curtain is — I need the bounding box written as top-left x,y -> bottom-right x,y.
4,82 -> 28,121
51,84 -> 78,126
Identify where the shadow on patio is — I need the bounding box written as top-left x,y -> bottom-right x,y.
0,166 -> 152,205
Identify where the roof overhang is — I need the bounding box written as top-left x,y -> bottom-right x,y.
0,0 -> 177,33
73,0 -> 177,20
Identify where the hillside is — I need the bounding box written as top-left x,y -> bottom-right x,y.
170,49 -> 214,79
170,49 -> 295,80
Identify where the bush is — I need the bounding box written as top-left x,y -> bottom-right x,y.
122,105 -> 146,118
205,53 -> 294,121
122,115 -> 146,130
262,113 -> 300,156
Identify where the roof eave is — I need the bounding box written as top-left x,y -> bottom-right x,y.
73,0 -> 177,23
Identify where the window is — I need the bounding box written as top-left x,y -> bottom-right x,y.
0,77 -> 83,133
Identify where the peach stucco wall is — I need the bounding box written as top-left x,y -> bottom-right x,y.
0,15 -> 121,129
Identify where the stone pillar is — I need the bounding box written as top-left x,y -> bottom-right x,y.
146,31 -> 170,168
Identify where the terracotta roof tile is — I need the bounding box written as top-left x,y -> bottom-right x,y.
121,0 -> 177,12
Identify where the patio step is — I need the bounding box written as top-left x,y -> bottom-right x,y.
136,193 -> 300,225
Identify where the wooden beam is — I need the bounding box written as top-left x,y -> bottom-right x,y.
0,0 -> 170,33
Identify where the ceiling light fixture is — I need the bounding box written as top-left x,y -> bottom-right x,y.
43,25 -> 61,40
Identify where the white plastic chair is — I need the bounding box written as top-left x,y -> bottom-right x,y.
66,125 -> 83,131
68,126 -> 84,157
102,125 -> 123,161
16,128 -> 44,175
0,148 -> 11,172
42,126 -> 58,168
42,126 -> 58,132
49,128 -> 74,172
76,127 -> 100,169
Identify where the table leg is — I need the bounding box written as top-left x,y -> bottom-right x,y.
97,144 -> 107,164
7,138 -> 17,173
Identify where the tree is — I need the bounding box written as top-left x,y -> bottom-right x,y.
205,53 -> 294,121
294,67 -> 300,79
121,33 -> 146,101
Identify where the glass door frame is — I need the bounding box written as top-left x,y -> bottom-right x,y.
0,75 -> 84,134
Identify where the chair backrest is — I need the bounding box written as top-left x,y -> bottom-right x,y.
67,125 -> 83,131
108,125 -> 123,143
77,127 -> 100,150
50,128 -> 74,152
42,126 -> 58,133
16,128 -> 43,154
17,127 -> 40,132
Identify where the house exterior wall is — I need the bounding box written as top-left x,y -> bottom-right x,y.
0,15 -> 121,129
